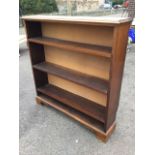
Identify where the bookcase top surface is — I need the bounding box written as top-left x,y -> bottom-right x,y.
22,15 -> 132,26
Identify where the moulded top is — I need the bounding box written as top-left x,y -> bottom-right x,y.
22,15 -> 132,26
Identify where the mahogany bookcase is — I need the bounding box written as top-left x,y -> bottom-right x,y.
23,16 -> 132,142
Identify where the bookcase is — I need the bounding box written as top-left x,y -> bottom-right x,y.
23,16 -> 132,142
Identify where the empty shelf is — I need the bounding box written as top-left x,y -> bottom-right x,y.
36,94 -> 106,134
33,62 -> 109,94
37,84 -> 106,123
28,37 -> 112,58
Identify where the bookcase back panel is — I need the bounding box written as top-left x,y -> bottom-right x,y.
41,22 -> 113,46
48,74 -> 107,106
44,46 -> 110,80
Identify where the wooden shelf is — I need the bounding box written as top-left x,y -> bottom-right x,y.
37,84 -> 106,123
36,95 -> 106,134
33,62 -> 108,94
28,37 -> 112,58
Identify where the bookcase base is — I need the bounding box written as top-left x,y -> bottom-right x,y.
36,95 -> 116,142
95,122 -> 116,142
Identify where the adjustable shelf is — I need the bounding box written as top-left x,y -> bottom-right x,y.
33,62 -> 108,94
28,37 -> 112,58
37,84 -> 106,123
23,15 -> 131,142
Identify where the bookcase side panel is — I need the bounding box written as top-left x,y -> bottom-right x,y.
105,23 -> 131,131
25,21 -> 48,93
25,21 -> 42,38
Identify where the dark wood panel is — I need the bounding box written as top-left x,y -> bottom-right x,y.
105,23 -> 131,131
33,69 -> 48,89
25,21 -> 48,93
33,62 -> 109,94
25,21 -> 42,38
36,95 -> 105,134
28,37 -> 112,58
37,84 -> 106,123
28,43 -> 45,65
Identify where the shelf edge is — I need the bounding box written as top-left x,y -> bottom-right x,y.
28,37 -> 112,58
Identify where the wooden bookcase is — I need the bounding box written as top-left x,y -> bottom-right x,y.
23,16 -> 132,142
